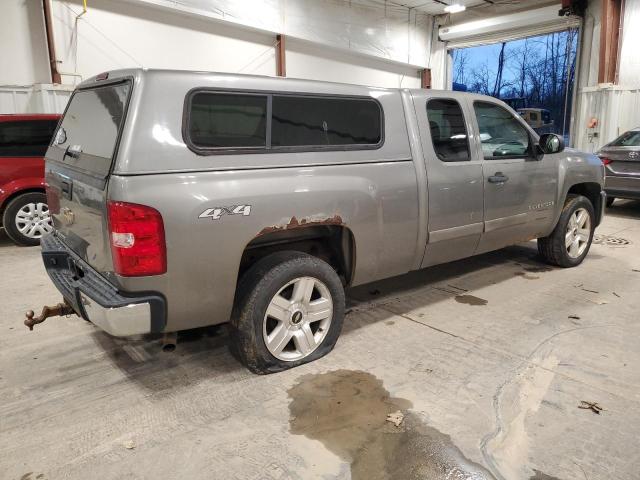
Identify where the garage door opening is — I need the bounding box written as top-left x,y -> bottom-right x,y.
450,28 -> 579,144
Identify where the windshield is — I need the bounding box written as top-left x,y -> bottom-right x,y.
53,81 -> 131,176
608,130 -> 640,147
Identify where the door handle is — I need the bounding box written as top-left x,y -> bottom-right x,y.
64,144 -> 82,159
60,179 -> 73,200
488,172 -> 509,184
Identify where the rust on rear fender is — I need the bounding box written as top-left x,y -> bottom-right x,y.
258,214 -> 344,236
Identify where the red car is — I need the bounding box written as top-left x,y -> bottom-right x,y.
0,114 -> 60,246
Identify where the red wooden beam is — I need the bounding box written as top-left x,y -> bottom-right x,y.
276,34 -> 286,77
42,0 -> 61,84
420,68 -> 431,89
598,0 -> 622,84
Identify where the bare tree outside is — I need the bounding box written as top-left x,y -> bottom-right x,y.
452,29 -> 578,140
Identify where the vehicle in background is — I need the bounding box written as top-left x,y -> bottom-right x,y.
0,114 -> 60,246
31,70 -> 604,374
598,127 -> 640,207
518,108 -> 554,134
502,97 -> 527,111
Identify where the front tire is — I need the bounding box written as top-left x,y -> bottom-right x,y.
538,194 -> 595,268
230,251 -> 345,374
2,192 -> 52,246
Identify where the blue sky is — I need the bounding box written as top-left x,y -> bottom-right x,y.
451,32 -> 576,89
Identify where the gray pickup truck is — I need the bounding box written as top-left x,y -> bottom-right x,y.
28,69 -> 605,373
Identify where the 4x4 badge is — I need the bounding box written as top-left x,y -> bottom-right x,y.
199,204 -> 251,220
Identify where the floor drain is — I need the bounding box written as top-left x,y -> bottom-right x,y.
593,234 -> 631,246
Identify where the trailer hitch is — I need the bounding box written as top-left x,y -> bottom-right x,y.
25,300 -> 75,331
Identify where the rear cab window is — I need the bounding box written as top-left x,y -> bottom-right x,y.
185,91 -> 382,153
0,119 -> 58,157
426,98 -> 470,162
52,81 -> 132,176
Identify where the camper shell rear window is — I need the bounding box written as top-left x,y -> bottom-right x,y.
52,80 -> 132,176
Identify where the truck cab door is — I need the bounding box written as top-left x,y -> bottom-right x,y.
470,100 -> 558,254
414,92 -> 484,268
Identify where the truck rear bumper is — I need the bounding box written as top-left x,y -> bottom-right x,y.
40,233 -> 166,336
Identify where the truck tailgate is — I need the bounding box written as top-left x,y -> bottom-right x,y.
44,80 -> 132,274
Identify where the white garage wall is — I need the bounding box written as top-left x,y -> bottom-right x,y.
618,0 -> 640,90
572,0 -> 640,151
47,0 -> 432,88
1,0 -> 435,114
118,0 -> 433,67
0,0 -> 51,85
286,39 -> 421,89
50,0 -> 278,82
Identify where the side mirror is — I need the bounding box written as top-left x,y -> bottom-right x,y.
538,133 -> 565,155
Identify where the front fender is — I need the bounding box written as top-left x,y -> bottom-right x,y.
552,149 -> 604,226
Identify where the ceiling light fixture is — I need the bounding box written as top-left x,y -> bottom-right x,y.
444,3 -> 466,13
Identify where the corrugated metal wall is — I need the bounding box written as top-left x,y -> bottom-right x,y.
0,85 -> 73,114
574,86 -> 640,152
618,0 -> 640,89
572,0 -> 640,151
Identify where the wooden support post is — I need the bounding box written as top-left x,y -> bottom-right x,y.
42,0 -> 62,84
598,0 -> 622,84
276,34 -> 286,77
420,69 -> 431,89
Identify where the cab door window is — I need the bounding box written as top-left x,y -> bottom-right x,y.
474,102 -> 531,159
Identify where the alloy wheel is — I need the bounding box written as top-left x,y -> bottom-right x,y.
262,276 -> 333,361
565,207 -> 591,258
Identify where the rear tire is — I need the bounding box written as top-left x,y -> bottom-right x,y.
229,251 -> 345,374
2,192 -> 52,246
538,194 -> 595,268
606,196 -> 615,208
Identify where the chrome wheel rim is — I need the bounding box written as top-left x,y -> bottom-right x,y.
262,276 -> 333,362
15,202 -> 52,239
566,207 -> 591,259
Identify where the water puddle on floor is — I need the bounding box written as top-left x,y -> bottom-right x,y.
522,265 -> 553,273
515,272 -> 540,280
288,370 -> 495,480
455,295 -> 489,306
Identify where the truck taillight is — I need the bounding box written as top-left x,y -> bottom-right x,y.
107,201 -> 166,276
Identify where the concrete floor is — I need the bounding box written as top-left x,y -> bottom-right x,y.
2,202 -> 640,480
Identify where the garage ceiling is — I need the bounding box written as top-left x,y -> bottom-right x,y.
387,0 -> 559,16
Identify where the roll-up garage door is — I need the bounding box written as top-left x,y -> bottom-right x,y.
439,4 -> 581,49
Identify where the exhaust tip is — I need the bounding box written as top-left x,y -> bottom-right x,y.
161,332 -> 178,352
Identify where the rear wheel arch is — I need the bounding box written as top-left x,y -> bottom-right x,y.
237,225 -> 356,289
